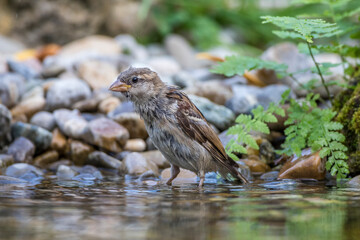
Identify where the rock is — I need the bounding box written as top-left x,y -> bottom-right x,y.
50,128 -> 68,154
0,35 -> 25,54
56,165 -> 77,180
110,112 -> 148,139
147,56 -> 181,76
139,170 -> 158,181
0,154 -> 14,168
107,101 -> 134,117
53,109 -> 88,139
0,73 -> 25,108
0,104 -> 12,147
68,140 -> 94,166
47,159 -> 72,172
278,149 -> 325,180
5,163 -> 43,179
77,60 -> 118,90
122,152 -> 159,176
98,97 -> 121,114
0,56 -> 7,74
172,71 -> 197,89
73,165 -> 103,181
140,150 -> 170,169
46,79 -> 91,111
260,171 -> 279,181
33,150 -> 59,168
7,137 -> 35,163
186,80 -> 233,105
81,113 -> 106,122
237,161 -> 252,180
189,95 -> 235,131
115,34 -> 148,61
259,139 -> 276,165
124,139 -> 147,152
161,168 -> 197,184
0,176 -> 27,184
87,151 -> 122,170
165,34 -> 200,69
241,159 -> 270,174
7,58 -> 42,79
87,118 -> 129,152
30,111 -> 56,131
11,95 -> 46,119
348,175 -> 360,187
11,122 -> 53,154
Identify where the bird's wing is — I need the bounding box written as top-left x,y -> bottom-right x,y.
166,88 -> 239,171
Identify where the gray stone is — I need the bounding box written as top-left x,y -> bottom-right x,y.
107,101 -> 134,118
57,165 -> 77,180
189,95 -> 235,131
115,34 -> 149,61
0,35 -> 25,54
260,171 -> 279,181
5,163 -> 43,179
46,79 -> 91,111
172,71 -> 197,89
11,122 -> 53,154
348,175 -> 360,187
140,150 -> 170,169
165,34 -> 199,69
186,80 -> 233,105
87,151 -> 122,170
147,56 -> 181,76
0,73 -> 26,108
7,59 -> 42,79
0,176 -> 27,184
30,111 -> 56,131
0,154 -> 14,168
75,165 -> 103,180
53,109 -> 89,139
47,159 -> 72,172
0,104 -> 12,147
122,152 -> 159,176
7,137 -> 35,163
110,112 -> 148,139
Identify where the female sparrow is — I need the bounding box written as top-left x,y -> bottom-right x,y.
109,67 -> 248,187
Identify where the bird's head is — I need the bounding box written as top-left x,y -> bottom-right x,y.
109,67 -> 165,102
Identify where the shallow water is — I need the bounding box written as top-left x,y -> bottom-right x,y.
0,175 -> 360,240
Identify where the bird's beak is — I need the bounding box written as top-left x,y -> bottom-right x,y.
109,80 -> 131,92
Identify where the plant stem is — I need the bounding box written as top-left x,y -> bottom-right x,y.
307,42 -> 331,99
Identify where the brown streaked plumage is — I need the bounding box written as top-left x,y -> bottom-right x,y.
109,67 -> 248,187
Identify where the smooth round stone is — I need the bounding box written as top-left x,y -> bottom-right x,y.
0,154 -> 14,168
47,159 -> 72,172
87,151 -> 122,170
140,150 -> 169,169
75,165 -> 103,180
186,80 -> 233,105
11,96 -> 46,119
124,139 -> 146,152
0,73 -> 25,108
0,104 -> 12,147
98,97 -> 121,114
7,137 -> 35,163
260,171 -> 279,181
122,152 -> 159,176
30,111 -> 56,131
5,163 -> 43,179
0,176 -> 27,184
57,165 -> 77,180
69,140 -> 94,166
110,112 -> 148,139
53,109 -> 88,139
241,159 -> 271,174
34,150 -> 59,168
348,175 -> 360,187
50,128 -> 68,154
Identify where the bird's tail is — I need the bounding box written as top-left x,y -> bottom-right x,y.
219,165 -> 249,184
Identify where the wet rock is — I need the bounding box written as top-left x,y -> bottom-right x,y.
260,171 -> 279,181
7,59 -> 42,79
7,137 -> 35,163
77,60 -> 118,90
165,34 -> 199,69
11,122 -> 52,153
115,34 -> 148,61
98,97 -> 121,114
278,150 -> 325,180
0,104 -> 12,147
186,80 -> 233,105
237,161 -> 252,180
124,139 -> 146,152
161,168 -> 197,184
0,154 -> 14,168
139,170 -> 158,181
56,164 -> 77,180
50,128 -> 68,154
47,159 -> 72,172
348,175 -> 360,187
34,150 -> 59,168
0,176 -> 27,184
110,112 -> 148,139
87,151 -> 122,170
53,109 -> 88,139
74,165 -> 103,180
148,56 -> 181,76
30,111 -> 56,131
140,150 -> 170,169
69,140 -> 94,166
0,73 -> 25,108
241,159 -> 270,174
189,95 -> 235,131
259,139 -> 276,165
46,79 -> 91,111
122,152 -> 159,176
5,163 -> 43,179
87,118 -> 129,152
11,95 -> 46,119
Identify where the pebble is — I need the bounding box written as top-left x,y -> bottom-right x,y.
0,73 -> 25,108
189,95 -> 235,131
241,159 -> 270,174
115,34 -> 148,61
7,58 -> 42,79
30,111 -> 56,131
140,150 -> 170,169
53,109 -> 89,139
50,128 -> 68,154
33,150 -> 59,168
5,163 -> 43,179
47,159 -> 72,172
110,112 -> 148,139
122,152 -> 159,176
124,139 -> 147,152
11,122 -> 53,154
87,151 -> 122,170
0,154 -> 14,168
0,104 -> 12,147
260,171 -> 279,181
348,175 -> 360,187
46,79 -> 91,111
147,56 -> 181,76
7,137 -> 35,163
11,95 -> 46,119
0,176 -> 27,184
69,140 -> 94,166
56,165 -> 77,180
98,97 -> 121,114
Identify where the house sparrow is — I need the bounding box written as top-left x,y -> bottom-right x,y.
109,67 -> 249,187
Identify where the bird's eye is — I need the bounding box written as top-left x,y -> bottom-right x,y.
132,77 -> 138,83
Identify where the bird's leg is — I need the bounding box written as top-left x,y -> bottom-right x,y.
166,164 -> 180,185
198,170 -> 205,187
